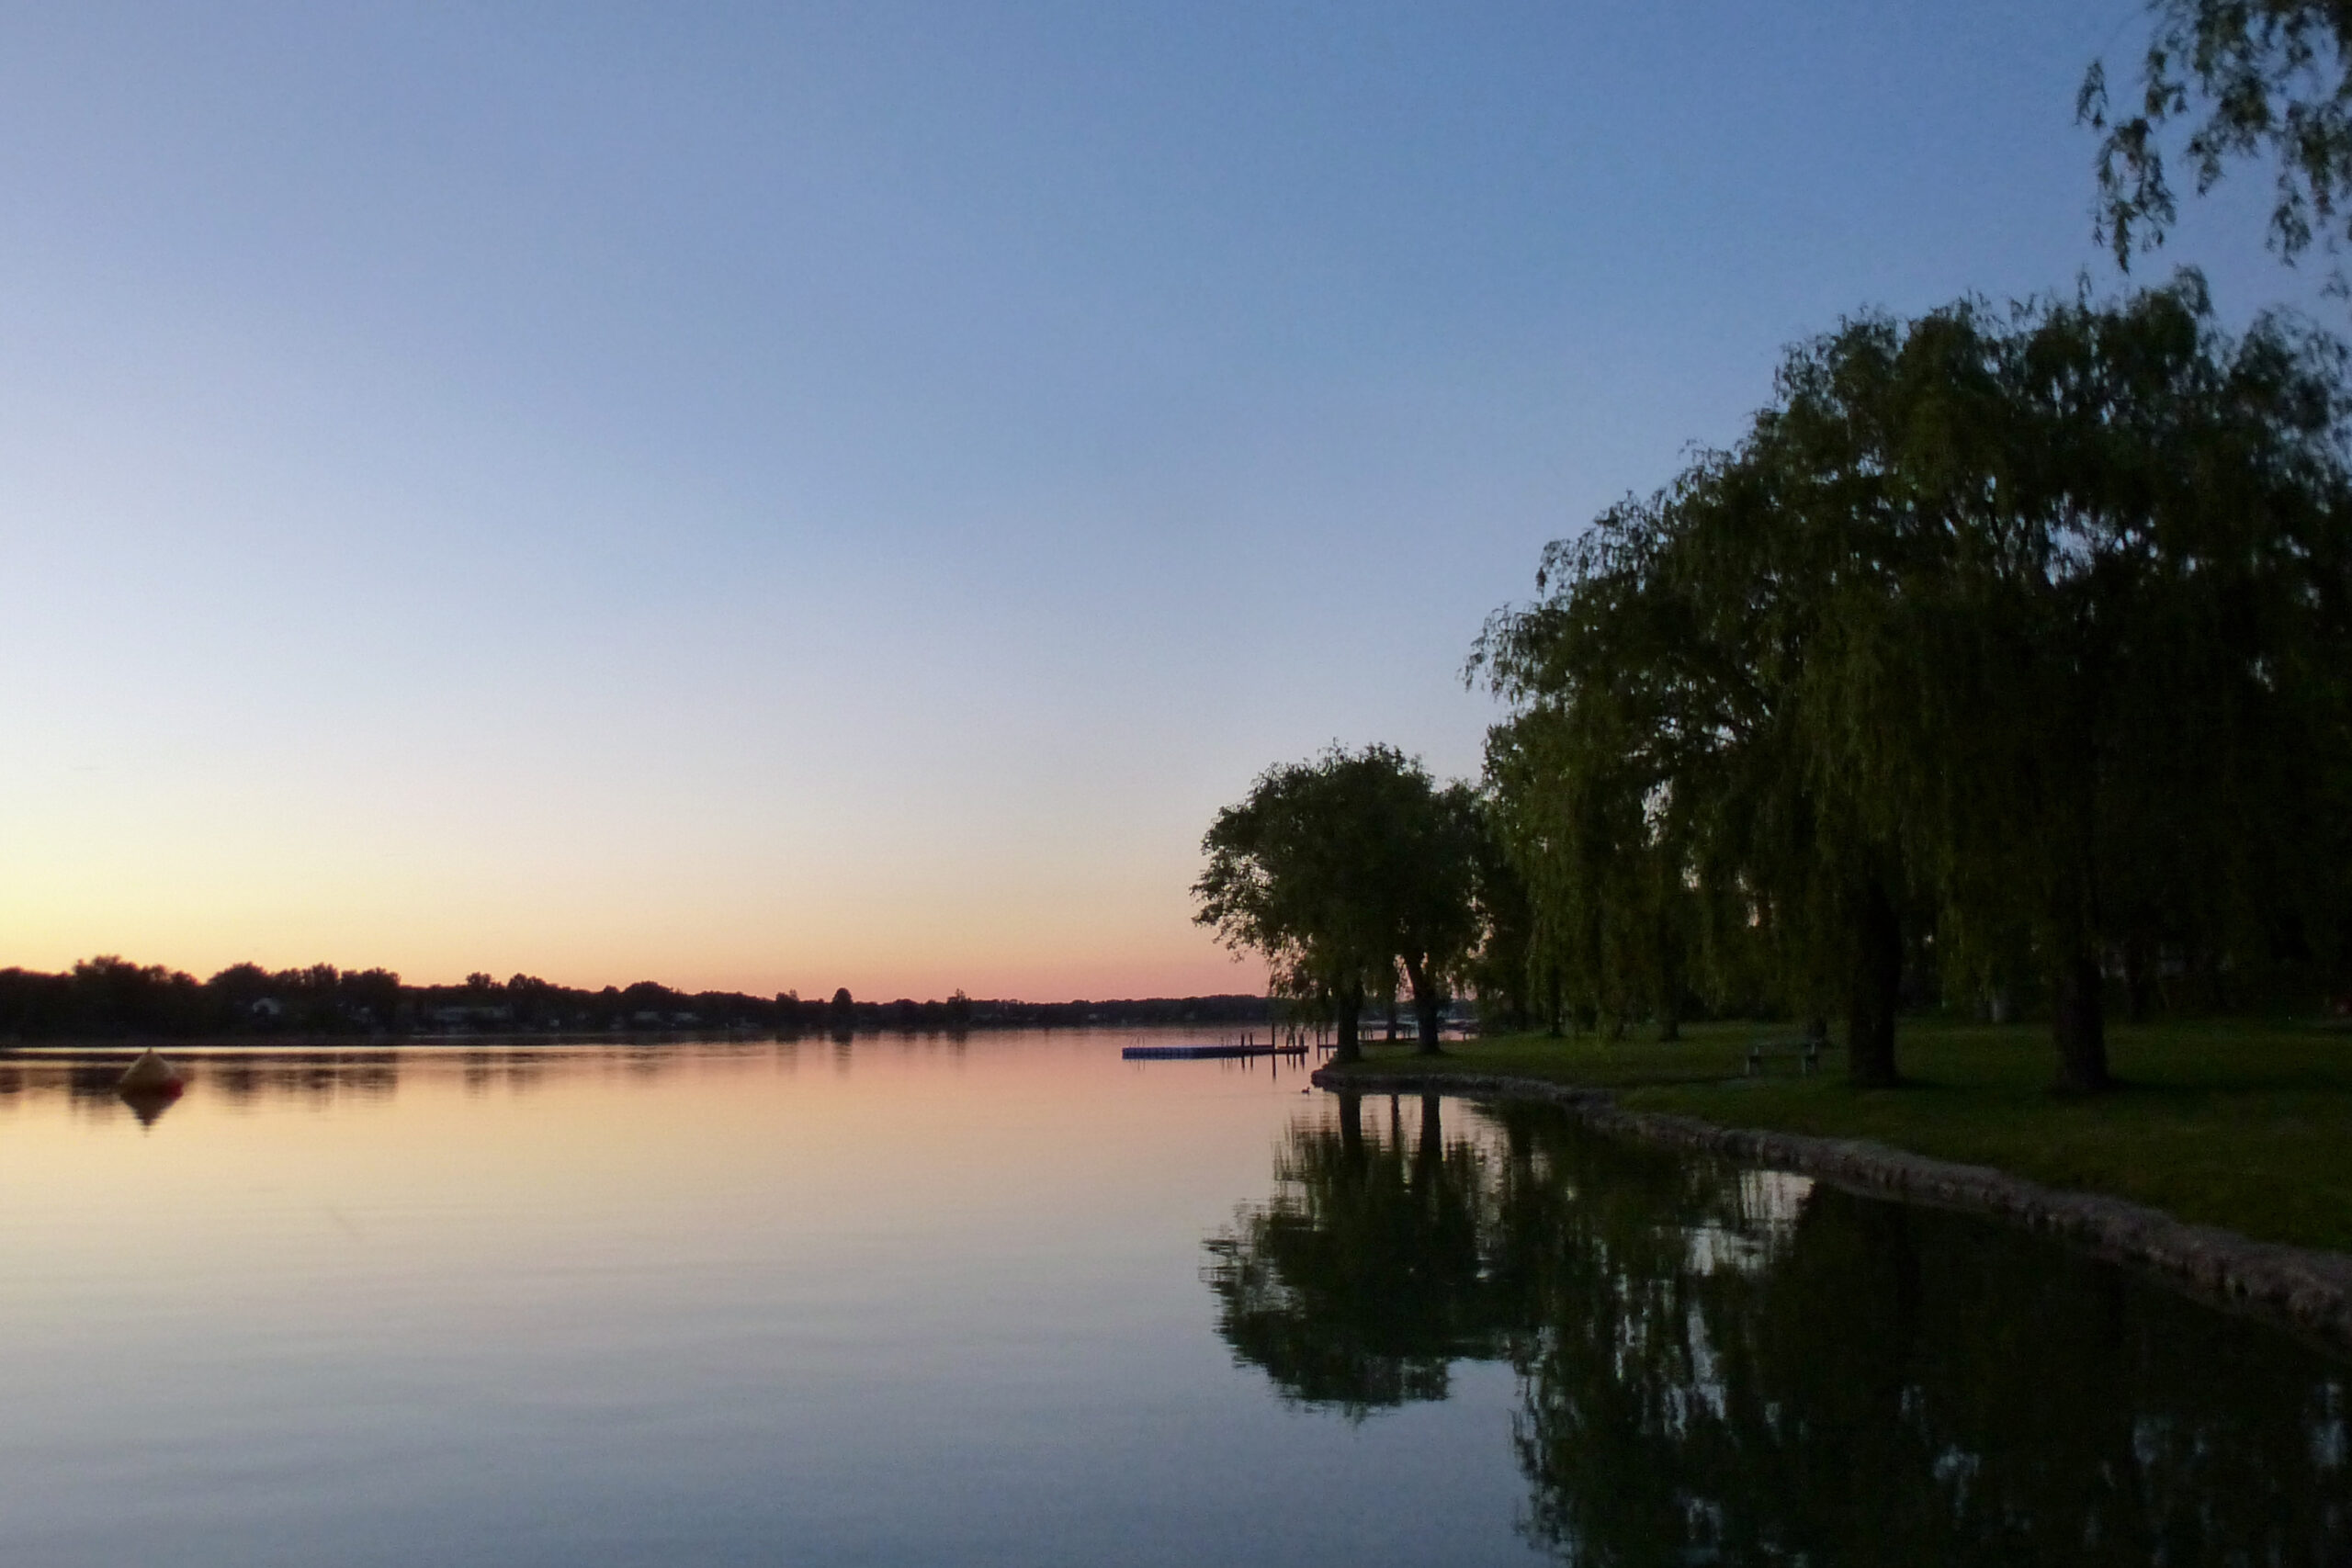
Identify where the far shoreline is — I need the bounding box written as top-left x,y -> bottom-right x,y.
0,1019 -> 1255,1054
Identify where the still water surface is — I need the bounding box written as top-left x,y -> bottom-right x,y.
0,1033 -> 2343,1565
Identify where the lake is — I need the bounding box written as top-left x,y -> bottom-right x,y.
0,1033 -> 2343,1565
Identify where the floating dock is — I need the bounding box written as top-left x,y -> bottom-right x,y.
1122,1043 -> 1310,1061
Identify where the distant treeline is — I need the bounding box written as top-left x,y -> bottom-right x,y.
0,956 -> 1274,1042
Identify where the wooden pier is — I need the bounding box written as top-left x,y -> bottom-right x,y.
1122,1042 -> 1311,1061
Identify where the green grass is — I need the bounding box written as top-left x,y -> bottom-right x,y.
1328,1017 -> 2352,1254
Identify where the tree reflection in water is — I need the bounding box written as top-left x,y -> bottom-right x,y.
1204,1094 -> 1505,1416
1206,1095 -> 2352,1564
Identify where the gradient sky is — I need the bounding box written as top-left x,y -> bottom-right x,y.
0,3 -> 2325,1000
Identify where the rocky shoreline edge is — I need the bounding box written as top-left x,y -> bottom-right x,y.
1314,1066 -> 2352,1351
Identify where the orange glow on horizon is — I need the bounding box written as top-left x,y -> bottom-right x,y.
0,808 -> 1272,1001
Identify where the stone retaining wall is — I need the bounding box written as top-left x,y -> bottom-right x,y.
1314,1066 -> 2352,1350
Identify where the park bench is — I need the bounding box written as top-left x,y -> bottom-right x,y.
1744,1034 -> 1825,1077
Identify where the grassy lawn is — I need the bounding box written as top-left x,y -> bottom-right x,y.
1329,1017 -> 2352,1254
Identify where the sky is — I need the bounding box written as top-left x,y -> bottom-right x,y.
0,2 -> 2327,1001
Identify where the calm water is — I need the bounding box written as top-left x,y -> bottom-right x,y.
0,1034 -> 2343,1566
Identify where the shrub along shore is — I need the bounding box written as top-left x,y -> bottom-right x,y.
1315,1018 -> 2352,1258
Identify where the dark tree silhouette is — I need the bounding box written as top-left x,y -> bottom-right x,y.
1479,278 -> 2352,1090
1194,746 -> 1483,1061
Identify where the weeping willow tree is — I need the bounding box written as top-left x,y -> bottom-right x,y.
2083,2 -> 2352,278
1476,436 -> 1920,1085
1777,276 -> 2352,1089
1481,276 -> 2352,1092
1476,525 -> 1717,1049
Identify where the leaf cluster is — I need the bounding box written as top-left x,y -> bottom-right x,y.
1192,744 -> 1485,1009
2083,2 -> 2352,275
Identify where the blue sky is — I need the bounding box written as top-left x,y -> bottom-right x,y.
0,2 -> 2321,997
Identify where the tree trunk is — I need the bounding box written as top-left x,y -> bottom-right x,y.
2122,937 -> 2151,1025
1657,926 -> 1683,1042
1414,990 -> 1443,1055
1330,981 -> 1364,1065
1847,878 -> 1903,1089
1403,956 -> 1445,1055
2052,945 -> 2112,1093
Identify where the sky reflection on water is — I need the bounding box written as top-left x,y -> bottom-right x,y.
0,1036 -> 1532,1567
0,1038 -> 2343,1565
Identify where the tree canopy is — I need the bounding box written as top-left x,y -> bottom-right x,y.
2084,2 -> 2352,277
1478,276 -> 2352,1089
1193,745 -> 1485,1060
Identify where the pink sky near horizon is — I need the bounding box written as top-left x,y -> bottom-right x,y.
0,847 -> 1274,1002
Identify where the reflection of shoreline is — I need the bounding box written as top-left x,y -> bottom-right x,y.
0,1030 -> 797,1052
1216,1094 -> 2352,1563
0,1020 -> 1188,1054
0,1029 -> 1189,1119
1317,1068 -> 2352,1353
